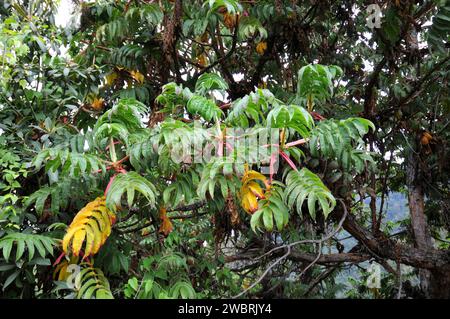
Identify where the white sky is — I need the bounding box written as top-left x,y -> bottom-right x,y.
55,0 -> 74,28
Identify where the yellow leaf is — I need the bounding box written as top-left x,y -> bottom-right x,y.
62,225 -> 84,253
105,71 -> 118,86
242,169 -> 267,186
90,211 -> 110,240
223,13 -> 236,29
130,70 -> 144,84
241,190 -> 259,214
247,181 -> 265,199
62,197 -> 115,258
53,261 -> 67,281
83,224 -> 95,259
242,278 -> 251,289
197,54 -> 207,67
239,168 -> 268,214
256,41 -> 267,55
58,263 -> 69,281
158,207 -> 173,236
86,219 -> 102,255
91,97 -> 104,111
72,229 -> 86,257
53,256 -> 79,281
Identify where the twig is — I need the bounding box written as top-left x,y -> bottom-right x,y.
232,200 -> 349,298
192,14 -> 239,81
303,266 -> 338,297
396,261 -> 402,299
116,220 -> 153,234
168,211 -> 209,220
255,199 -> 348,260
376,151 -> 394,231
167,201 -> 206,212
232,246 -> 291,299
285,138 -> 310,148
298,241 -> 323,279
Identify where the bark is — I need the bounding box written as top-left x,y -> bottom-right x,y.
338,210 -> 450,270
406,145 -> 432,251
430,268 -> 450,299
161,0 -> 183,83
406,150 -> 433,296
224,251 -> 371,266
224,207 -> 450,298
326,148 -> 450,298
339,207 -> 450,298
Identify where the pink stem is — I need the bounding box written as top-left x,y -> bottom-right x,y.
225,142 -> 234,153
285,138 -> 310,148
279,150 -> 298,171
104,174 -> 118,196
269,152 -> 278,183
53,252 -> 65,266
105,140 -> 121,151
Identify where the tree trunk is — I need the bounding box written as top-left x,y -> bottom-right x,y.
429,267 -> 450,298
406,149 -> 450,298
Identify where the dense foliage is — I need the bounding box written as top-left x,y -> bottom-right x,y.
0,0 -> 449,299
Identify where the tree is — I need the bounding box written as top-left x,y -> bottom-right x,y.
0,0 -> 449,299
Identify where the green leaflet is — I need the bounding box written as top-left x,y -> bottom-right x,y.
94,98 -> 147,146
226,89 -> 276,127
195,73 -> 229,94
296,64 -> 343,106
96,3 -> 162,43
266,104 -> 314,137
33,148 -> 106,178
170,280 -> 197,299
197,157 -> 243,200
208,0 -> 243,15
428,3 -> 450,52
238,16 -> 267,41
157,81 -> 224,122
163,170 -> 200,208
156,82 -> 193,114
0,233 -> 56,262
250,186 -> 289,232
110,45 -> 145,71
25,176 -> 98,215
186,95 -> 223,121
75,264 -> 114,299
106,172 -> 158,211
125,4 -> 163,26
284,168 -> 336,219
309,118 -> 375,173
